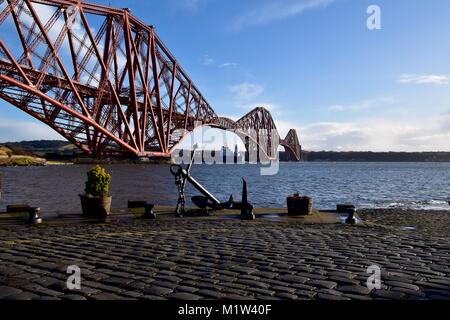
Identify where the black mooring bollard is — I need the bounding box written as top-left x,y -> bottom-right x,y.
142,204 -> 156,219
26,207 -> 42,225
345,207 -> 357,225
241,204 -> 256,220
240,179 -> 255,220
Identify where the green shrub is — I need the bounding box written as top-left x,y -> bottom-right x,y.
85,165 -> 111,197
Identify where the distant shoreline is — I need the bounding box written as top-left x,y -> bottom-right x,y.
301,151 -> 450,162
3,141 -> 450,164
302,160 -> 450,163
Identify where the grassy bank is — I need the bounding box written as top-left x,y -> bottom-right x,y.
0,145 -> 46,166
0,157 -> 46,167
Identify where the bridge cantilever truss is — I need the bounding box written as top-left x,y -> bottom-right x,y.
0,0 -> 302,161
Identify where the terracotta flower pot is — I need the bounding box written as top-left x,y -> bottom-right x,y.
80,194 -> 112,217
287,194 -> 313,216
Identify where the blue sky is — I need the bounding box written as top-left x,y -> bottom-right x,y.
1,0 -> 450,151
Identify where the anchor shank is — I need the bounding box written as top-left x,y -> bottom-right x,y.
179,169 -> 222,206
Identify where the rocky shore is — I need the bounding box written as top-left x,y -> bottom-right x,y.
0,208 -> 449,300
359,208 -> 450,235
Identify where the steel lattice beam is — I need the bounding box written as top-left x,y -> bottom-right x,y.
0,0 -> 302,161
280,129 -> 302,161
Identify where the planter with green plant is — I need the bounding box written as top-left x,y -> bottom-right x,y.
287,192 -> 313,216
80,165 -> 112,217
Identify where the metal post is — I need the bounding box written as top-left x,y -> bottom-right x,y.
241,179 -> 255,220
346,208 -> 357,224
26,207 -> 42,225
142,204 -> 156,219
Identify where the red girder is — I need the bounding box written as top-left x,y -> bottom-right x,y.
280,129 -> 302,161
0,0 -> 302,161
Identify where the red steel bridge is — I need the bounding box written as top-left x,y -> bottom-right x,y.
0,0 -> 302,161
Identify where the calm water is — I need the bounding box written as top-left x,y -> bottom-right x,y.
1,162 -> 450,214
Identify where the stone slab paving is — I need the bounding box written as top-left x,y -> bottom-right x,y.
0,218 -> 449,300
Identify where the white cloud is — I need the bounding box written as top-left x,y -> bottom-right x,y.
203,58 -> 237,68
233,0 -> 335,30
202,54 -> 216,66
5,114 -> 449,152
398,74 -> 450,85
235,102 -> 293,118
275,114 -> 450,152
238,102 -> 279,111
219,62 -> 238,68
228,83 -> 265,101
168,0 -> 211,12
0,118 -> 63,142
328,96 -> 394,112
181,0 -> 205,10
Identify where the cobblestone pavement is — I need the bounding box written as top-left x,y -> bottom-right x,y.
0,218 -> 449,300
